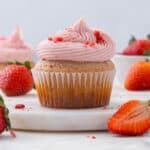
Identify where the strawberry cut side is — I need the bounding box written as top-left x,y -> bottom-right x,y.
108,100 -> 150,136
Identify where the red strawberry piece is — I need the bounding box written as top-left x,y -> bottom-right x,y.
125,60 -> 150,90
108,100 -> 150,136
83,41 -> 96,47
15,104 -> 25,109
0,64 -> 34,96
88,41 -> 96,47
94,30 -> 105,44
53,36 -> 63,42
123,36 -> 150,55
0,95 -> 15,137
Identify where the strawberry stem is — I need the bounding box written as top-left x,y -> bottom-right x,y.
147,34 -> 150,40
129,35 -> 136,45
6,61 -> 31,70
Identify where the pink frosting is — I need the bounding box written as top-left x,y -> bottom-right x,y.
37,18 -> 115,62
0,26 -> 34,63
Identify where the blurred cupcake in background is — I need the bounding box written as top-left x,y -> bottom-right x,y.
0,26 -> 34,70
33,18 -> 116,109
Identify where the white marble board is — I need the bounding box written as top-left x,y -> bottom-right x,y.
1,86 -> 150,131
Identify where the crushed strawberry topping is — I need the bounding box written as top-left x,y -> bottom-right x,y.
15,104 -> 25,109
94,30 -> 105,44
89,41 -> 96,47
48,36 -> 64,42
54,37 -> 64,42
83,41 -> 96,48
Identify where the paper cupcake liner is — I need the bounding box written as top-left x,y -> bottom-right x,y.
32,70 -> 115,108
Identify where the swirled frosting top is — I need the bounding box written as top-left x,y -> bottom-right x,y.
37,18 -> 115,62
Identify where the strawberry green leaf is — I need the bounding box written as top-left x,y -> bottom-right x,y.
4,107 -> 9,115
143,50 -> 150,56
129,35 -> 136,45
147,34 -> 150,40
24,61 -> 31,70
6,61 -> 14,65
15,61 -> 22,65
5,117 -> 11,131
6,61 -> 22,65
0,95 -> 4,106
6,60 -> 32,70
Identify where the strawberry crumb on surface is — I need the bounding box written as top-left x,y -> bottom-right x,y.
15,104 -> 25,109
87,135 -> 97,139
91,136 -> 96,139
10,130 -> 16,138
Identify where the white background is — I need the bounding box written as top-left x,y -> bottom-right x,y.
0,0 -> 150,53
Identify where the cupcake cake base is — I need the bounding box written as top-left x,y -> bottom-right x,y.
32,60 -> 115,108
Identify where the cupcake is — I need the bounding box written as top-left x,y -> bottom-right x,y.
0,26 -> 34,70
33,18 -> 115,108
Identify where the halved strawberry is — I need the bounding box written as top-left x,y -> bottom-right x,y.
108,100 -> 150,136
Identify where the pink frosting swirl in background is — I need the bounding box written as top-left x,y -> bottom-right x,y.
0,26 -> 34,63
37,18 -> 115,62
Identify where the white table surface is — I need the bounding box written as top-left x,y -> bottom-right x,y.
1,130 -> 150,150
1,84 -> 150,150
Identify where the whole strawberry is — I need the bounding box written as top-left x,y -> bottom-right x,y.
0,61 -> 34,96
123,35 -> 150,55
125,60 -> 150,90
0,95 -> 15,136
108,99 -> 150,136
